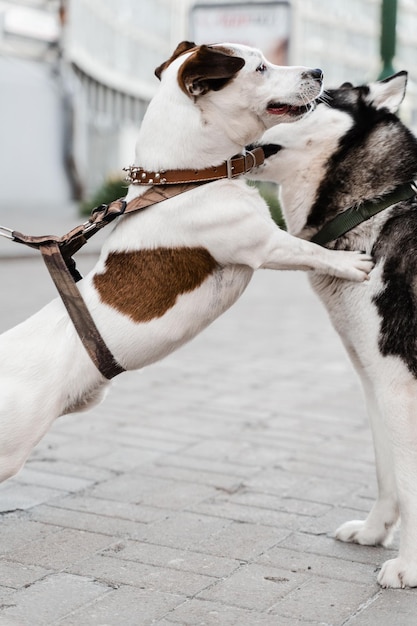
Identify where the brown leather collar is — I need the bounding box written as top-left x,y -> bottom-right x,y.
123,146 -> 265,185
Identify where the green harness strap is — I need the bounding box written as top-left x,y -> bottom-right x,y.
311,182 -> 417,246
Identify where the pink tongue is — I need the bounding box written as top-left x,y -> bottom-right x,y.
268,104 -> 290,115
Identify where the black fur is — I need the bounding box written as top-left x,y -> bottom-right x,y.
307,86 -> 417,229
247,143 -> 282,159
372,203 -> 417,376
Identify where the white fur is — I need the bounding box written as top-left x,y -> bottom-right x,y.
251,75 -> 417,588
0,43 -> 373,483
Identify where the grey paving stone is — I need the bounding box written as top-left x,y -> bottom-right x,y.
342,490 -> 377,514
257,546 -> 377,584
297,506 -> 391,538
225,491 -> 332,517
28,504 -> 148,540
56,586 -> 186,626
137,463 -> 249,492
48,494 -> 166,523
68,553 -> 215,596
8,467 -> 93,493
0,561 -> 52,590
90,447 -> 165,473
244,467 -> 312,496
280,475 -> 359,507
0,514 -> 62,555
5,528 -> 116,569
25,459 -> 114,483
190,495 -> 308,528
141,512 -> 287,561
0,573 -> 109,625
196,520 -> 289,561
197,563 -> 306,611
32,436 -> 114,464
0,483 -> 64,513
139,512 -> 232,551
107,541 -> 241,578
0,585 -> 17,607
278,457 -> 375,485
277,532 -> 397,566
155,452 -> 262,478
87,473 -> 218,510
346,589 -> 417,625
183,438 -> 284,467
162,598 -> 307,625
270,576 -> 377,624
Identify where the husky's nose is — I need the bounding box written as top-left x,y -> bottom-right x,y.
302,68 -> 323,82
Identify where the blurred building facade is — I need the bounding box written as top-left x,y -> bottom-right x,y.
64,0 -> 417,197
2,1 -> 415,206
64,0 -> 190,196
291,0 -> 417,127
0,0 -> 72,206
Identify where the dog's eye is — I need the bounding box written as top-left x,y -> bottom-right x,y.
256,63 -> 267,74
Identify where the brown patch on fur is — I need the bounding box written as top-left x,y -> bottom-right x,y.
94,247 -> 219,323
178,45 -> 245,97
155,41 -> 197,80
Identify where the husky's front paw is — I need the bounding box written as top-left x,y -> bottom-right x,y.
378,557 -> 417,588
335,519 -> 394,547
328,250 -> 374,282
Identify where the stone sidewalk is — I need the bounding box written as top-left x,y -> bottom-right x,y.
0,234 -> 415,624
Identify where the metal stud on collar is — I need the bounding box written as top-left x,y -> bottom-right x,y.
123,166 -> 167,185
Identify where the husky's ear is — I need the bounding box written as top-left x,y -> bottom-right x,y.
178,45 -> 245,97
365,71 -> 408,112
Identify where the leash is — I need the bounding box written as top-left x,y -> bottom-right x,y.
311,181 -> 417,246
0,148 -> 265,380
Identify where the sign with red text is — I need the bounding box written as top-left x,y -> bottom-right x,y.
190,2 -> 290,64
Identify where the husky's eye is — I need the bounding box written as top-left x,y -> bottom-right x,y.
256,63 -> 267,74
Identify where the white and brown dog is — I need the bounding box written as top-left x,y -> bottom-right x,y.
0,41 -> 373,483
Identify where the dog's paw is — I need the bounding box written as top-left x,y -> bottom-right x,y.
378,557 -> 417,588
335,519 -> 393,547
331,251 -> 374,282
338,251 -> 375,283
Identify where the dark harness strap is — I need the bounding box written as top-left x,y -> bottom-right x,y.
311,182 -> 417,246
41,241 -> 126,379
10,184 -> 202,379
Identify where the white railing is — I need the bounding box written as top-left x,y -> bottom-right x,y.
65,0 -> 189,100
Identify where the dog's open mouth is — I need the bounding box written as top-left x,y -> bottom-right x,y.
266,102 -> 313,116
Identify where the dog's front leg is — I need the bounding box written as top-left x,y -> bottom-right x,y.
374,380 -> 417,588
260,229 -> 373,281
335,372 -> 399,547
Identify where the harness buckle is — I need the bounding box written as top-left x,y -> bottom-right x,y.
0,226 -> 14,240
82,220 -> 97,235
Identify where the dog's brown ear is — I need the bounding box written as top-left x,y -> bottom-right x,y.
155,41 -> 197,80
179,45 -> 245,97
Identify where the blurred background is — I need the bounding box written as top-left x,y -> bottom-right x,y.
0,0 -> 415,213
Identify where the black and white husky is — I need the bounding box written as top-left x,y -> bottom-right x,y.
251,72 -> 417,589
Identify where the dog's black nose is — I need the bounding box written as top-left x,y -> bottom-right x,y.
302,68 -> 323,82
